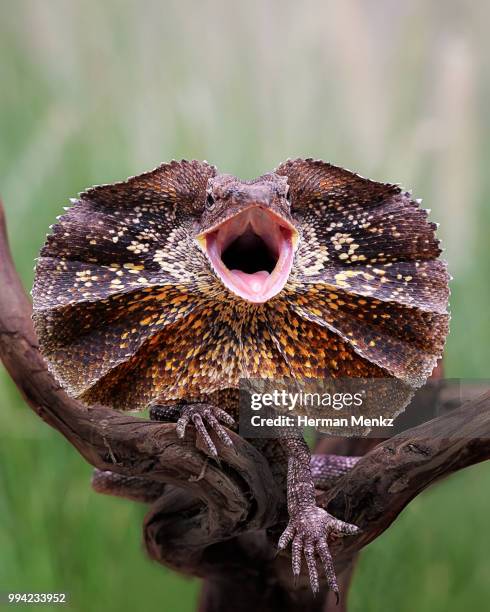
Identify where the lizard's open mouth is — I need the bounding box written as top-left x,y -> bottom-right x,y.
197,206 -> 298,303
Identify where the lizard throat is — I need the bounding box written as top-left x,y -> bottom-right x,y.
198,206 -> 298,303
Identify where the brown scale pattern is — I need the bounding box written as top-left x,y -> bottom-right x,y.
33,284 -> 205,395
282,285 -> 448,386
293,259 -> 449,313
32,158 -> 450,414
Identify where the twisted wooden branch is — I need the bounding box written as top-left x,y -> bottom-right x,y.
0,198 -> 488,611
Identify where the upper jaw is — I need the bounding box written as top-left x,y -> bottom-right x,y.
197,205 -> 298,303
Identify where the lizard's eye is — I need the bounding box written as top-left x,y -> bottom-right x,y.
206,192 -> 216,210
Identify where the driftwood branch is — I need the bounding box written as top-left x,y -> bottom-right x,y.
0,198 -> 488,611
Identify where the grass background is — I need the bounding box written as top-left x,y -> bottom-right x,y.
0,1 -> 489,610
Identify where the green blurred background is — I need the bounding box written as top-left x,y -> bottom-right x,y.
1,1 -> 489,610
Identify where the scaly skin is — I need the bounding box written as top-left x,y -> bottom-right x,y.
32,158 -> 450,596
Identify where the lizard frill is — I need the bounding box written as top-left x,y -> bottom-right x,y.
32,159 -> 450,411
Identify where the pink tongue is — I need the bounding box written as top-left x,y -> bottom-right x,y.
230,270 -> 270,294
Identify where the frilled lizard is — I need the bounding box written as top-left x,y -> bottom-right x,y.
32,158 -> 450,597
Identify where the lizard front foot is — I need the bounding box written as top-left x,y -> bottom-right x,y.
152,403 -> 236,459
278,505 -> 360,596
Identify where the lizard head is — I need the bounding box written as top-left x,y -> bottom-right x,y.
196,174 -> 299,303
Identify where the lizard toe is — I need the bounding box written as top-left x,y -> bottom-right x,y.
278,505 -> 359,596
175,403 -> 235,459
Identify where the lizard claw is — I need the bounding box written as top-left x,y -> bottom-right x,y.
278,505 -> 359,596
176,404 -> 235,458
